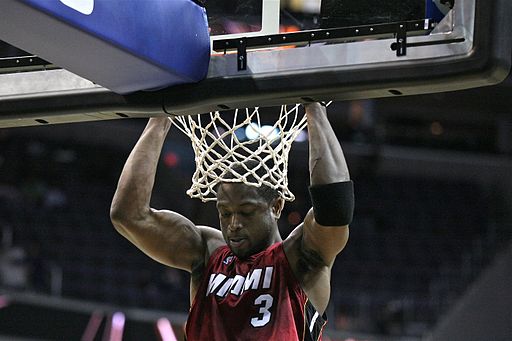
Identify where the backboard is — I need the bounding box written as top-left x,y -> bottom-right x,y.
0,0 -> 510,127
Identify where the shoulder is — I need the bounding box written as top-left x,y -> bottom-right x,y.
190,226 -> 226,290
282,223 -> 303,257
197,225 -> 226,260
197,225 -> 224,243
188,225 -> 225,277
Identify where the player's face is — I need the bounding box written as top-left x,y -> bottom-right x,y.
216,183 -> 281,258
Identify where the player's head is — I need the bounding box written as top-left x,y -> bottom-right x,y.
216,162 -> 284,258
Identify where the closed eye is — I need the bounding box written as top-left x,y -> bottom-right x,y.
240,210 -> 255,217
219,211 -> 232,218
218,210 -> 255,218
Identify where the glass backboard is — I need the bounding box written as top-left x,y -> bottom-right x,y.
206,0 -> 452,37
0,0 -> 510,128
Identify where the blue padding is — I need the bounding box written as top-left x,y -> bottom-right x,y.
0,0 -> 210,93
425,0 -> 450,22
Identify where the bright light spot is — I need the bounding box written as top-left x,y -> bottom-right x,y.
156,318 -> 178,341
110,312 -> 125,341
245,123 -> 280,140
295,130 -> 308,142
112,312 -> 125,328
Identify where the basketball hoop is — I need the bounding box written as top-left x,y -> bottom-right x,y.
170,104 -> 307,202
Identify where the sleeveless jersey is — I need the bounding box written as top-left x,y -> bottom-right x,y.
185,242 -> 327,341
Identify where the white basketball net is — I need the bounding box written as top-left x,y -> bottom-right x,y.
170,104 -> 307,202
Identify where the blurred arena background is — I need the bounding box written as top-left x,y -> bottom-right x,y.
1,88 -> 511,340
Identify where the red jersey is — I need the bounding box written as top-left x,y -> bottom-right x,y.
185,242 -> 327,341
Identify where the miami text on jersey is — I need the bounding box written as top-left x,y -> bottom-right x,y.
206,266 -> 274,297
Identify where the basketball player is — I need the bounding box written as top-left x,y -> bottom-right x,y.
110,102 -> 354,340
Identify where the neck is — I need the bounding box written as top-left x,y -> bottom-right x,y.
270,228 -> 283,244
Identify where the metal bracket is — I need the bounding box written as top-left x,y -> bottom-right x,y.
392,37 -> 465,51
237,38 -> 247,71
213,19 -> 436,71
395,23 -> 407,56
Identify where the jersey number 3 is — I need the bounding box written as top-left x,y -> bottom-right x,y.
251,294 -> 274,327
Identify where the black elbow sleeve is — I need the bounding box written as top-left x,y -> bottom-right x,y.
308,181 -> 354,226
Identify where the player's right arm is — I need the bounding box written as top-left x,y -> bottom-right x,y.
110,117 -> 223,273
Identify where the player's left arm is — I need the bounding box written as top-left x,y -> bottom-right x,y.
284,102 -> 353,314
301,102 -> 353,266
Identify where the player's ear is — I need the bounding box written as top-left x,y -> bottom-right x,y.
271,197 -> 285,220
